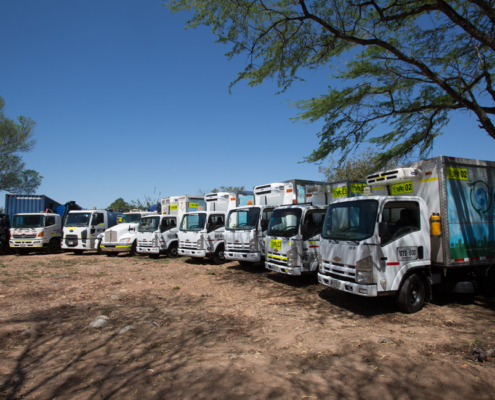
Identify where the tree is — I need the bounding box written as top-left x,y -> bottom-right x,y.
210,185 -> 245,193
0,96 -> 42,193
319,147 -> 399,181
130,188 -> 162,210
108,197 -> 132,211
167,0 -> 495,167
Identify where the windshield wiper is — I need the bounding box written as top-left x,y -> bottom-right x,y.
347,239 -> 360,245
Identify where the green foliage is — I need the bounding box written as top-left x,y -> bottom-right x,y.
108,197 -> 132,211
167,0 -> 495,167
319,147 -> 400,181
0,96 -> 42,193
130,187 -> 161,210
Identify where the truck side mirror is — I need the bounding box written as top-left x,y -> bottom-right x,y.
301,220 -> 309,235
205,222 -> 211,231
378,222 -> 388,238
261,220 -> 268,230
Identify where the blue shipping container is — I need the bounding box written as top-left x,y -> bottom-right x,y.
5,194 -> 62,224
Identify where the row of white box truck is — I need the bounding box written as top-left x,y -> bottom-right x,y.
7,156 -> 495,313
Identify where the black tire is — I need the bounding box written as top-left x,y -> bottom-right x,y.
96,240 -> 103,255
106,252 -> 118,257
0,240 -> 10,255
167,242 -> 178,258
397,274 -> 425,313
129,241 -> 137,256
47,238 -> 61,254
73,250 -> 84,255
212,245 -> 225,265
17,249 -> 30,256
149,254 -> 160,259
238,260 -> 252,267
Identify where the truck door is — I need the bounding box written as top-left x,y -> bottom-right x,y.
302,210 -> 326,270
44,216 -> 58,240
379,200 -> 426,291
91,213 -> 105,240
207,214 -> 225,252
260,208 -> 274,256
161,217 -> 178,247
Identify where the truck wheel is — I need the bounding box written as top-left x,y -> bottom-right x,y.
96,241 -> 103,255
129,241 -> 137,256
47,239 -> 60,254
167,243 -> 178,258
0,240 -> 10,255
212,245 -> 225,265
73,250 -> 84,255
397,274 -> 425,313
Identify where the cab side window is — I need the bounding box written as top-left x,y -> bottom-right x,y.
261,209 -> 273,231
381,201 -> 420,245
303,210 -> 326,240
92,213 -> 104,225
208,215 -> 225,232
46,216 -> 56,227
161,218 -> 176,232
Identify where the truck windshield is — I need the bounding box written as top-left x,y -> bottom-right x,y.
138,217 -> 160,232
322,200 -> 378,242
65,213 -> 91,227
180,213 -> 207,231
13,215 -> 44,228
122,214 -> 141,223
226,208 -> 260,230
267,208 -> 302,238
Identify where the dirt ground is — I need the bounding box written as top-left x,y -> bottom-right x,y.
0,251 -> 494,400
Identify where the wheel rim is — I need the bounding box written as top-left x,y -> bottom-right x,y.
410,281 -> 420,305
171,247 -> 178,257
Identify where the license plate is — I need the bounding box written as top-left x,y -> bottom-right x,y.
107,248 -> 113,252
21,243 -> 26,247
330,279 -> 341,289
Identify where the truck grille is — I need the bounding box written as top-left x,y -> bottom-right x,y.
13,234 -> 36,239
266,251 -> 287,266
105,231 -> 118,242
65,235 -> 78,247
225,242 -> 249,251
138,241 -> 153,247
320,260 -> 356,282
180,241 -> 198,249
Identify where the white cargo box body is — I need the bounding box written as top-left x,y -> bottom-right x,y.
255,179 -> 328,206
306,180 -> 367,205
161,195 -> 206,216
366,156 -> 495,267
205,191 -> 254,212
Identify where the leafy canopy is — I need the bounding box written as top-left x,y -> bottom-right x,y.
0,96 -> 42,193
108,197 -> 132,211
167,0 -> 495,167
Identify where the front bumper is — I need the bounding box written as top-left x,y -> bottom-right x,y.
178,248 -> 206,257
10,240 -> 44,249
317,273 -> 377,296
137,246 -> 160,254
101,243 -> 132,253
225,250 -> 261,262
62,238 -> 96,250
265,258 -> 301,275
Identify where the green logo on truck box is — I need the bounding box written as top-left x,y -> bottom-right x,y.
170,204 -> 177,210
446,167 -> 468,180
391,181 -> 413,195
332,187 -> 347,198
350,183 -> 366,194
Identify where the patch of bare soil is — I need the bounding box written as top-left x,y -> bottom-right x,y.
0,252 -> 494,400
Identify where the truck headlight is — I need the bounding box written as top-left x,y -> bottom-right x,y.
119,238 -> 131,243
355,256 -> 373,284
249,238 -> 257,252
197,238 -> 203,249
287,248 -> 297,260
37,231 -> 44,237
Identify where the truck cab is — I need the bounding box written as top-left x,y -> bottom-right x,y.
62,209 -> 122,254
137,195 -> 205,258
224,180 -> 328,266
10,212 -> 62,255
265,181 -> 366,275
101,211 -> 153,256
178,191 -> 254,264
318,156 -> 495,313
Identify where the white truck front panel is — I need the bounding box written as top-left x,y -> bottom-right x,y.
101,212 -> 152,254
10,213 -> 62,250
178,211 -> 225,259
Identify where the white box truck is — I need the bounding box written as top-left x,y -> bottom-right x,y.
136,195 -> 205,258
317,156 -> 495,313
178,190 -> 254,264
62,209 -> 122,254
100,210 -> 153,256
265,181 -> 366,275
224,179 -> 329,266
10,212 -> 63,255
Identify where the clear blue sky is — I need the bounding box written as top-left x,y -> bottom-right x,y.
1,1 -> 493,209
